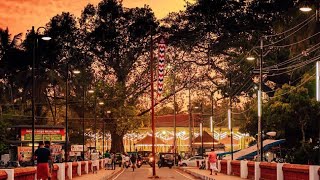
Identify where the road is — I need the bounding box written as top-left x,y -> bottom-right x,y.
113,165 -> 199,180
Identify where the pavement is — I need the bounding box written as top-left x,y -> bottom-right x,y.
74,167 -> 123,180
180,167 -> 243,180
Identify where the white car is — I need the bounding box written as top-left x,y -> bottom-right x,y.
181,156 -> 204,167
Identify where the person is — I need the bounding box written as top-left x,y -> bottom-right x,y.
111,152 -> 116,170
44,141 -> 53,180
18,152 -> 24,166
124,154 -> 130,168
91,150 -> 99,174
121,153 -> 126,168
177,154 -> 182,166
35,141 -> 51,180
130,154 -> 137,172
208,148 -> 218,175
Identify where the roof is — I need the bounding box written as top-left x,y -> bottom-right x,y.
155,114 -> 201,127
193,131 -> 219,144
219,136 -> 239,145
135,135 -> 167,145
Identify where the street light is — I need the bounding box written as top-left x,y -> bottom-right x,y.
246,37 -> 264,162
31,26 -> 51,165
65,68 -> 80,162
167,63 -> 177,166
299,1 -> 312,12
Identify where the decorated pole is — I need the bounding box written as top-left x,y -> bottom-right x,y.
150,29 -> 156,177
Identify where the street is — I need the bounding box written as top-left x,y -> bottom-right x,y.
113,165 -> 198,180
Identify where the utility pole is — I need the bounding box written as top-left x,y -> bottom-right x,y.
188,87 -> 193,155
229,74 -> 233,160
258,37 -> 264,162
211,92 -> 214,150
173,64 -> 177,166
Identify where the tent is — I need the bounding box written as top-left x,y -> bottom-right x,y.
192,131 -> 225,150
135,135 -> 168,146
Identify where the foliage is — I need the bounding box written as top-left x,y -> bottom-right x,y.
240,73 -> 320,164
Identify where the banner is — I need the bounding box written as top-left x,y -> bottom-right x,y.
21,128 -> 65,142
157,37 -> 166,99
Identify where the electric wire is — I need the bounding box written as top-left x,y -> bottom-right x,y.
263,42 -> 320,70
271,31 -> 320,48
270,72 -> 315,99
265,14 -> 316,38
231,105 -> 254,115
264,15 -> 315,47
267,56 -> 320,77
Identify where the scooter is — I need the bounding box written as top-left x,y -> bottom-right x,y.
137,160 -> 142,168
125,161 -> 130,168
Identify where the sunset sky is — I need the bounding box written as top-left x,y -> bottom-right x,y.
0,0 -> 191,36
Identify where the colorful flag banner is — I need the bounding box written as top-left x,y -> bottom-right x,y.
157,37 -> 166,99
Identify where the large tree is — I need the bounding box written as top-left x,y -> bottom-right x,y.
80,0 -> 158,152
240,73 -> 320,164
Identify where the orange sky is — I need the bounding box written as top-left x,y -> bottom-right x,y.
0,0 -> 191,36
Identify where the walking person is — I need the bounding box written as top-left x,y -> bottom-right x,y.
34,141 -> 51,180
208,148 -> 218,175
130,154 -> 137,172
112,152 -> 116,170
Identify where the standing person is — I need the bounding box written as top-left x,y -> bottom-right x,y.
177,154 -> 182,166
44,141 -> 53,180
34,141 -> 51,180
208,148 -> 218,175
130,154 -> 137,172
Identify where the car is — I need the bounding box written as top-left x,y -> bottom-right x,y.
157,153 -> 174,168
181,156 -> 204,167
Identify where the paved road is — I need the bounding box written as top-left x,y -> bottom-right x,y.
113,165 -> 198,180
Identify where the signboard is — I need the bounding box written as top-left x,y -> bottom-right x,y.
21,128 -> 65,142
71,145 -> 87,152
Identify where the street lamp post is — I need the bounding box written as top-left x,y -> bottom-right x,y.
31,26 -> 51,165
258,38 -> 263,162
246,37 -> 264,162
82,85 -> 85,160
211,92 -> 215,150
228,74 -> 234,160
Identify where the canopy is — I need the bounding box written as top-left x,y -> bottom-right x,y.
135,135 -> 168,146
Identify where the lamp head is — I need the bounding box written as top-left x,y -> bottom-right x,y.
246,56 -> 255,61
73,70 -> 81,74
299,1 -> 312,12
41,36 -> 51,41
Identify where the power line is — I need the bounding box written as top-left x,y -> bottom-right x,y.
264,15 -> 315,47
265,14 -> 315,38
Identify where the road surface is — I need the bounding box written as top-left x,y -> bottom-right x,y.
113,165 -> 198,180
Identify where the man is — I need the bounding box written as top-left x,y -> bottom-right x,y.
44,141 -> 53,180
35,141 -> 51,180
130,154 -> 137,172
208,148 -> 218,175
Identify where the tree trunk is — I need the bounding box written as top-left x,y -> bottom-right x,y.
300,120 -> 307,152
110,132 -> 124,153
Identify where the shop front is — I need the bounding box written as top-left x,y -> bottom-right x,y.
6,125 -> 65,162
